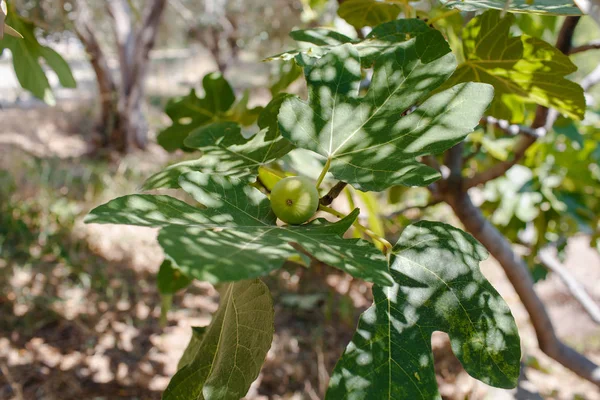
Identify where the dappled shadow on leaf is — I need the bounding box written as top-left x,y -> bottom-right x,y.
278,21 -> 493,191
327,221 -> 521,399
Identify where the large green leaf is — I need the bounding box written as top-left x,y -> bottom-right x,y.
143,96 -> 294,190
157,72 -> 261,152
338,0 -> 401,29
327,221 -> 521,399
278,20 -> 493,191
0,12 -> 75,104
442,10 -> 584,122
440,0 -> 581,15
87,172 -> 393,285
164,279 -> 274,400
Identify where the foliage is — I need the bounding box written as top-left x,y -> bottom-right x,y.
278,20 -> 493,191
327,222 -> 520,398
0,2 -> 75,104
163,279 -> 274,400
337,0 -> 402,29
83,15 -> 532,398
157,73 -> 262,152
440,0 -> 582,15
442,10 -> 585,122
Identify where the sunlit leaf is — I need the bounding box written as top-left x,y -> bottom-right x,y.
327,221 -> 521,398
440,0 -> 581,15
87,173 -> 393,285
441,10 -> 584,122
0,12 -> 75,104
338,0 -> 401,29
164,279 -> 274,400
278,20 -> 493,191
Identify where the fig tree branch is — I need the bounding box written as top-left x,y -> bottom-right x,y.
320,181 -> 348,206
538,247 -> 600,325
569,39 -> 600,54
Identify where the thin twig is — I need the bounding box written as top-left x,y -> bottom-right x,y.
539,247 -> 600,325
320,181 -> 348,206
569,39 -> 600,54
479,116 -> 547,139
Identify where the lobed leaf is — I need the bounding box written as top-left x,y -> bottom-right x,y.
442,10 -> 584,122
278,20 -> 493,191
327,221 -> 521,398
88,172 -> 393,285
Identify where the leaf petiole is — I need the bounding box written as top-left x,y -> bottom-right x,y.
427,9 -> 460,25
315,157 -> 332,189
318,205 -> 392,254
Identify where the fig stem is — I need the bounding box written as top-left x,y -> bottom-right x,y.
318,205 -> 392,254
315,157 -> 332,189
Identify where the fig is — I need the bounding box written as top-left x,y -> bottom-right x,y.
270,176 -> 319,224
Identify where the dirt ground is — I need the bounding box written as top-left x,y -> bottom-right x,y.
1,103 -> 600,400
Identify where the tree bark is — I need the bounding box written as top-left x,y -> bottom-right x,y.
106,0 -> 166,151
74,0 -> 167,152
72,0 -> 118,147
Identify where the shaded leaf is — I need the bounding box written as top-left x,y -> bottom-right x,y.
177,326 -> 208,370
440,0 -> 581,15
327,221 -> 521,398
157,259 -> 192,295
338,0 -> 402,29
157,72 -> 261,152
0,11 -> 75,104
278,21 -> 493,191
165,279 -> 274,400
442,10 -> 584,122
145,96 -> 294,190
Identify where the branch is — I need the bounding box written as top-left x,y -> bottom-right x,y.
107,0 -> 135,89
72,0 -> 118,144
539,247 -> 600,325
444,189 -> 600,387
320,181 -> 348,206
479,116 -> 546,139
569,39 -> 600,54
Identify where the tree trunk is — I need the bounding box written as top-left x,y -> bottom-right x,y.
74,0 -> 166,152
107,0 -> 166,152
72,0 -> 118,148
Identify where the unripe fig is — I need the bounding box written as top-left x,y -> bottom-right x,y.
270,176 -> 319,224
